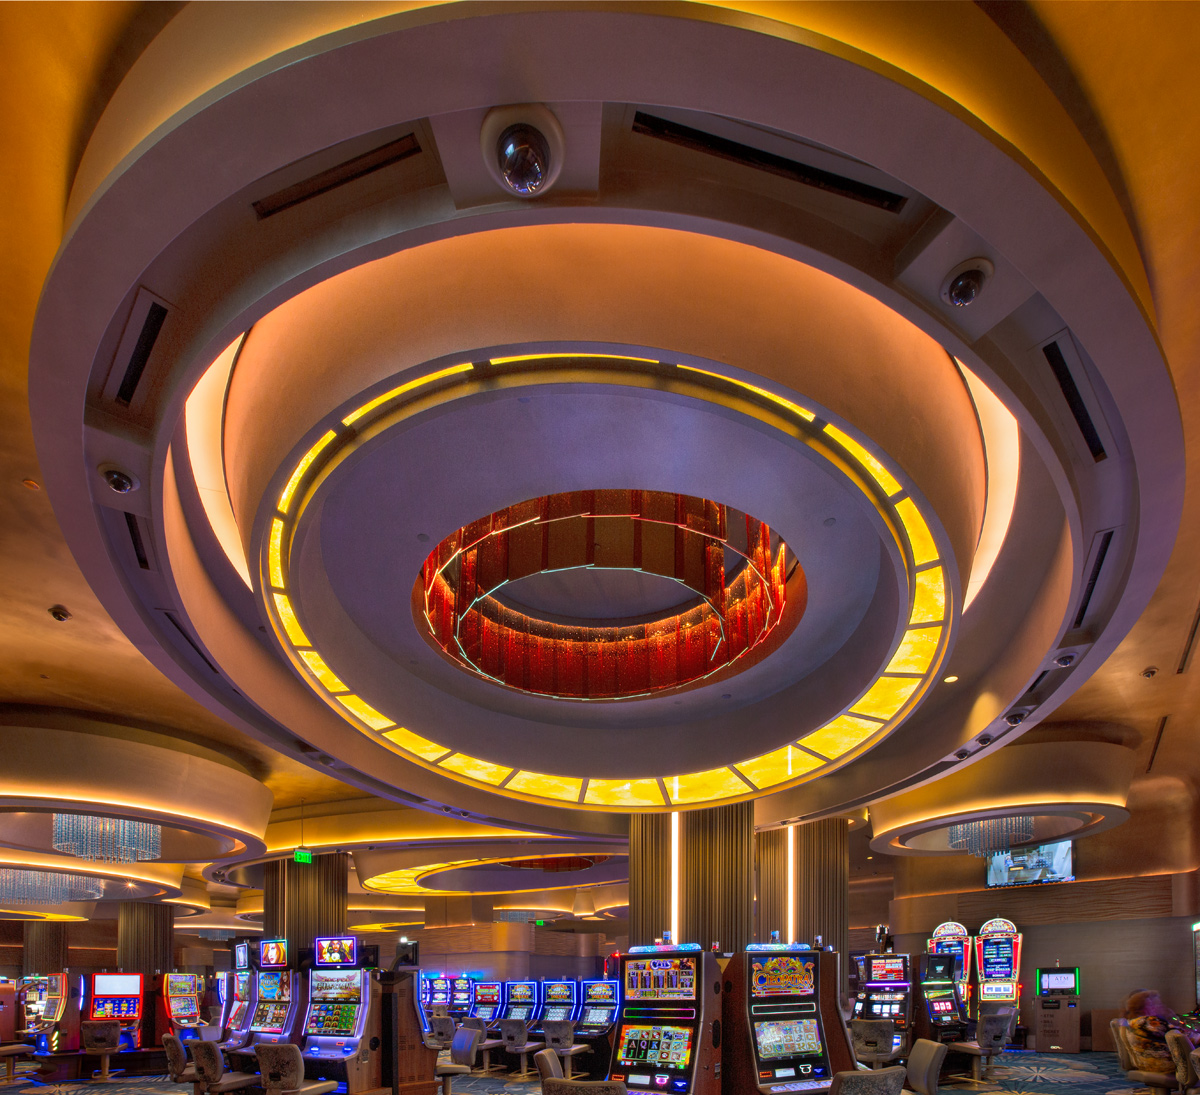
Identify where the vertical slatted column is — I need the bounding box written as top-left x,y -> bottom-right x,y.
23,922 -> 68,976
681,802 -> 754,951
755,828 -> 788,943
792,818 -> 850,992
629,814 -> 672,946
117,901 -> 175,1045
263,852 -> 348,955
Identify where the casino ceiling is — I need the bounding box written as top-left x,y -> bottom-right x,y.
2,1 -> 1199,917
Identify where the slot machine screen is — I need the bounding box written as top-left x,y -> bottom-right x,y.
616,1024 -> 694,1071
167,973 -> 198,995
867,956 -> 907,982
507,982 -> 535,1019
925,954 -> 955,982
315,937 -> 357,967
307,970 -> 361,1035
751,956 -> 816,998
925,989 -> 956,1014
170,996 -> 199,1018
543,981 -> 574,1021
430,978 -> 450,1005
981,939 -> 1014,980
451,978 -> 473,1006
624,958 -> 697,1001
260,939 -> 288,969
753,1018 -> 823,1061
235,942 -> 249,970
47,975 -> 62,996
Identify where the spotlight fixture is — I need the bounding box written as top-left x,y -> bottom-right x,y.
940,258 -> 994,308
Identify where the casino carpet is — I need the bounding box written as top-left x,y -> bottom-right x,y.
6,1052 -> 1146,1095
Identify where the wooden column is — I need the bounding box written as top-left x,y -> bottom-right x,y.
681,802 -> 754,952
263,852 -> 348,954
628,814 -> 671,947
23,922 -> 68,976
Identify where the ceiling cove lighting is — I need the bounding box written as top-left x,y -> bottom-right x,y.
261,353 -> 951,810
947,816 -> 1034,857
0,868 -> 104,904
52,813 -> 162,863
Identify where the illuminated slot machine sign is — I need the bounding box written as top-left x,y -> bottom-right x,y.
251,970 -> 294,1034
975,919 -> 1022,1006
540,980 -> 578,1025
315,937 -> 357,968
503,981 -> 537,1021
928,922 -> 972,1006
90,973 -> 143,1020
228,972 -> 252,1033
449,977 -> 474,1017
577,980 -> 619,1035
167,973 -> 201,1022
305,970 -> 362,1039
429,978 -> 451,1010
471,982 -> 503,1023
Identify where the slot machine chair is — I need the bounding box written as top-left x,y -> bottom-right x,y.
190,1040 -> 259,1095
162,1033 -> 203,1095
434,1027 -> 480,1095
460,1017 -> 506,1073
0,1043 -> 31,1085
429,1016 -> 457,1049
904,1039 -> 948,1095
946,1012 -> 1011,1084
535,1048 -> 563,1081
1110,1022 -> 1183,1095
544,1020 -> 590,1079
498,1018 -> 544,1081
1166,1032 -> 1196,1094
255,1044 -> 337,1095
542,1082 -> 629,1095
851,1019 -> 901,1068
827,1065 -> 907,1095
81,1020 -> 122,1082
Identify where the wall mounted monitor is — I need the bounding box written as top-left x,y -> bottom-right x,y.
235,942 -> 249,969
986,841 -> 1073,887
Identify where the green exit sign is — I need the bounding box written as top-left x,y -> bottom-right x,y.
535,919 -> 546,926
294,847 -> 313,864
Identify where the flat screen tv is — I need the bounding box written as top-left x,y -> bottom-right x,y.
986,841 -> 1073,887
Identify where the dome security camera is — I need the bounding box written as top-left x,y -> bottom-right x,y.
99,464 -> 139,493
940,257 -> 995,308
480,104 -> 565,199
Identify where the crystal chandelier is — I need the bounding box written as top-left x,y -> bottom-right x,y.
52,813 -> 161,863
0,869 -> 104,905
948,816 -> 1034,857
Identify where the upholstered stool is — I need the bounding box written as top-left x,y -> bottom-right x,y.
255,1043 -> 337,1095
190,1040 -> 259,1094
0,1044 -> 31,1085
80,1020 -> 123,1082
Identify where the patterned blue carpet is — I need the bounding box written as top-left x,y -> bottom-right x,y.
5,1053 -> 1149,1095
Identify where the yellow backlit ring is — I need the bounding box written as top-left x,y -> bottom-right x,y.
361,853 -> 622,897
259,354 -> 951,810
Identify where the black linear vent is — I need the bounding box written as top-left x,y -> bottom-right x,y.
1027,669 -> 1051,694
1073,529 -> 1114,629
1042,340 -> 1107,461
632,111 -> 907,212
253,133 -> 422,219
124,512 -> 150,570
115,302 -> 168,405
163,611 -> 218,673
1178,597 -> 1200,673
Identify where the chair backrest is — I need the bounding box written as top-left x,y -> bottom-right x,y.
255,1042 -> 304,1092
499,1018 -> 530,1048
544,1020 -> 576,1049
450,1027 -> 482,1067
162,1033 -> 189,1081
542,1082 -> 629,1095
535,1048 -> 565,1081
80,1019 -> 122,1052
1189,1048 -> 1200,1088
1111,1020 -> 1134,1072
976,1013 -> 1010,1052
828,1065 -> 908,1095
850,1018 -> 896,1057
190,1039 -> 227,1085
905,1037 -> 948,1095
1167,1030 -> 1195,1088
461,1016 -> 485,1033
430,1016 -> 457,1045
978,1002 -> 1017,1042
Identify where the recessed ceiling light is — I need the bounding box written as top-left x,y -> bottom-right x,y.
21,479 -> 39,491
943,675 -> 959,683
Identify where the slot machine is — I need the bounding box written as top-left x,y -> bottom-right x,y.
533,979 -> 579,1034
607,942 -> 720,1095
911,953 -> 968,1044
219,942 -> 257,1050
427,976 -> 451,1017
469,982 -> 505,1027
301,936 -> 382,1094
448,977 -> 474,1020
500,981 -> 539,1023
974,918 -> 1022,1012
722,944 -> 855,1095
88,973 -> 144,1050
576,979 -> 620,1036
852,954 -> 912,1054
17,976 -> 47,1036
928,922 -> 973,1014
230,938 -> 307,1064
157,973 -> 206,1041
1034,967 -> 1080,1053
26,972 -> 81,1054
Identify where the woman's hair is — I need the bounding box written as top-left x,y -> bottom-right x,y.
1126,990 -> 1164,1019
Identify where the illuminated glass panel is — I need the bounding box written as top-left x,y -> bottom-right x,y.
279,430 -> 337,514
884,626 -> 941,675
334,694 -> 393,731
910,566 -> 947,624
268,518 -> 286,589
505,771 -> 584,801
341,363 -> 474,426
735,746 -> 822,789
299,650 -> 347,692
584,779 -> 666,807
895,497 -> 938,567
273,593 -> 311,647
383,727 -> 448,761
439,754 -> 512,785
800,715 -> 880,759
677,365 -> 815,421
669,767 -> 750,804
850,676 -> 921,721
824,423 -> 902,497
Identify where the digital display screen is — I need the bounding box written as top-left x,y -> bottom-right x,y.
451,978 -> 472,1003
544,1006 -> 572,1021
925,989 -> 956,1014
234,973 -> 250,999
310,970 -> 360,1002
260,939 -> 288,968
91,997 -> 139,1018
251,1001 -> 290,1032
315,937 -> 356,967
754,1019 -> 823,1060
307,1002 -> 359,1035
257,971 -> 292,1002
924,954 -> 955,982
583,1006 -> 614,1025
167,974 -> 198,995
94,973 -> 142,996
508,983 -> 535,1003
981,940 -> 1014,980
235,942 -> 249,970
169,996 -> 198,1018
751,956 -> 815,998
617,1024 -> 694,1071
868,956 -> 907,983
585,981 -> 617,1003
474,983 -> 501,1004
229,1001 -> 249,1029
507,1006 -> 531,1020
47,975 -> 62,995
545,982 -> 575,1002
987,841 -> 1073,887
624,958 -> 696,1001
1040,971 -> 1078,992
982,982 -> 1015,998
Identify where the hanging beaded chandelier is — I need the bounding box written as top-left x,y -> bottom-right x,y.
51,813 -> 161,863
947,816 -> 1034,857
0,869 -> 104,905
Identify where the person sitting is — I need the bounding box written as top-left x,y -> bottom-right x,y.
1125,991 -> 1200,1072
